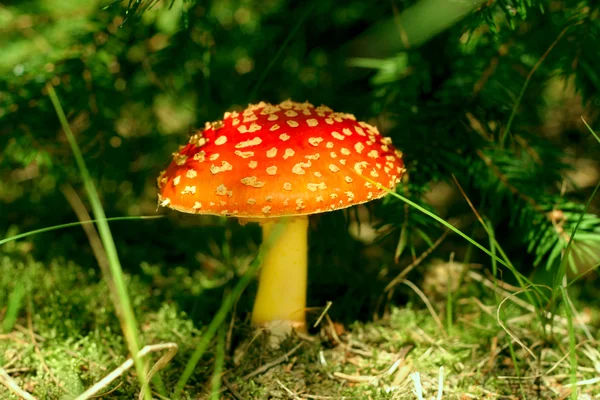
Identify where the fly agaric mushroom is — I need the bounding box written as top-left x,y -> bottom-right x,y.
157,100 -> 405,334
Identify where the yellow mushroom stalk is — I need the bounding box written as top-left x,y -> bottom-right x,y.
252,216 -> 308,331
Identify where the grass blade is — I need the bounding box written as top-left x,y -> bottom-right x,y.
552,177 -> 600,299
173,219 -> 287,398
46,84 -> 151,400
248,2 -> 316,101
560,285 -> 579,400
549,119 -> 600,394
378,180 -> 542,299
1,284 -> 26,333
209,326 -> 226,400
581,117 -> 600,144
389,190 -> 505,266
450,175 -> 546,305
501,26 -> 570,146
507,340 -> 527,399
0,216 -> 163,246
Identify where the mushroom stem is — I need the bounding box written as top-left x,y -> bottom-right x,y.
252,215 -> 308,332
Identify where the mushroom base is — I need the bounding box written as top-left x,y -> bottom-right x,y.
251,216 -> 308,332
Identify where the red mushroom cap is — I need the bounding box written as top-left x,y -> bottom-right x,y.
157,100 -> 405,218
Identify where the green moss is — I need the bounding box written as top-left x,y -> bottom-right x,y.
1,253 -> 599,398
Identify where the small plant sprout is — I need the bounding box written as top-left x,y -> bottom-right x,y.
157,100 -> 405,337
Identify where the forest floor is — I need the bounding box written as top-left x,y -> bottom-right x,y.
1,250 -> 599,399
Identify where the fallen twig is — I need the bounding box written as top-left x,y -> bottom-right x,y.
73,342 -> 178,400
240,342 -> 303,381
333,346 -> 412,385
0,367 -> 36,400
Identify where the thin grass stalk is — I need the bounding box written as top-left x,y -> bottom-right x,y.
248,2 -> 316,101
486,218 -> 500,304
209,326 -> 226,400
581,117 -> 600,144
449,175 -> 546,306
555,118 -> 598,400
560,285 -> 578,400
173,219 -> 287,398
552,118 -> 599,295
46,84 -> 151,400
501,25 -> 570,146
380,185 -> 545,303
568,260 -> 600,287
388,191 -> 504,266
550,180 -> 600,314
1,284 -> 26,333
507,340 -> 527,399
0,216 -> 163,246
547,117 -> 600,398
445,272 -> 453,335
